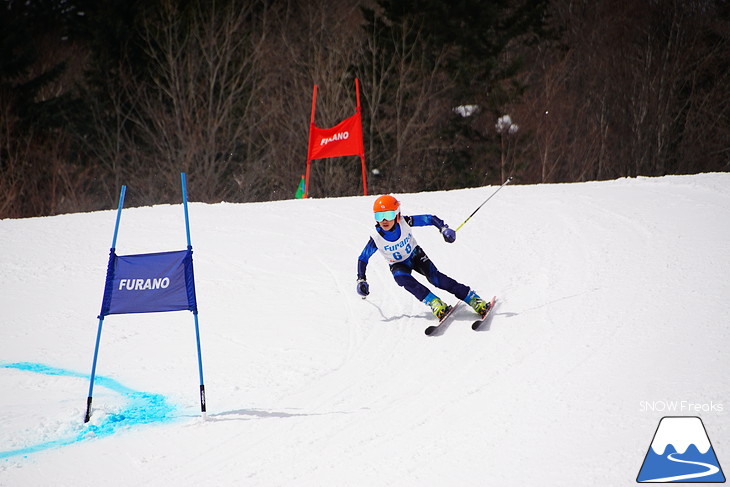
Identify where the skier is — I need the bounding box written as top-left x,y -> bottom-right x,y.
356,194 -> 490,319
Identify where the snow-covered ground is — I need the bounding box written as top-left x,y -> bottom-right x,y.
1,174 -> 728,486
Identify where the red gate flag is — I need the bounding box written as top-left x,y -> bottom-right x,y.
307,111 -> 364,161
304,79 -> 368,198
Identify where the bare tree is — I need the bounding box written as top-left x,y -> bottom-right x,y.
513,0 -> 730,184
0,100 -> 27,218
123,0 -> 267,203
357,12 -> 456,195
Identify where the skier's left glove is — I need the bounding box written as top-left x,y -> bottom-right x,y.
441,226 -> 456,243
356,278 -> 370,297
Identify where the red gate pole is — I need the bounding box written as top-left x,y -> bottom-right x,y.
355,78 -> 368,196
304,84 -> 318,198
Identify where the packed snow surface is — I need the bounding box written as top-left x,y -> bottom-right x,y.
1,174 -> 728,486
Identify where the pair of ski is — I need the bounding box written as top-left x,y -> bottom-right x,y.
425,295 -> 496,336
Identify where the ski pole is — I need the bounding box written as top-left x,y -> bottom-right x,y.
455,177 -> 512,232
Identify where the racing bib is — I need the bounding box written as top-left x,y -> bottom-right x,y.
372,218 -> 417,263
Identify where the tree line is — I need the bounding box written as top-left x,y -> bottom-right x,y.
1,0 -> 728,218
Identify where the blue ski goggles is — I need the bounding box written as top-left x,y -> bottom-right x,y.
374,210 -> 398,221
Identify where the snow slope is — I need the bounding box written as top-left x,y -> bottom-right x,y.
1,174 -> 728,486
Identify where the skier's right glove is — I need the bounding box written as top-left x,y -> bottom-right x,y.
356,278 -> 370,297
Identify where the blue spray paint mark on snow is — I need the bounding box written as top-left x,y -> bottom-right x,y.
0,362 -> 176,460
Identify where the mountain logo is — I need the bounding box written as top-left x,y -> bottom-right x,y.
637,416 -> 725,483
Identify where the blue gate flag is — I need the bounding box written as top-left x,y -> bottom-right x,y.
86,175 -> 207,425
99,249 -> 198,317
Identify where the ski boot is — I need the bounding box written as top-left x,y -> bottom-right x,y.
424,293 -> 450,319
465,290 -> 490,317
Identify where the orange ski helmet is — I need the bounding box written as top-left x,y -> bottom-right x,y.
373,194 -> 400,221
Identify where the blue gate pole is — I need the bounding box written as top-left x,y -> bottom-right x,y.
181,173 -> 207,418
85,185 -> 126,423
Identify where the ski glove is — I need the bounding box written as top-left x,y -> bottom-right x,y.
441,226 -> 456,243
356,278 -> 370,297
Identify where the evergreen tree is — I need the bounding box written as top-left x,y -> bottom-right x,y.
0,0 -> 85,216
